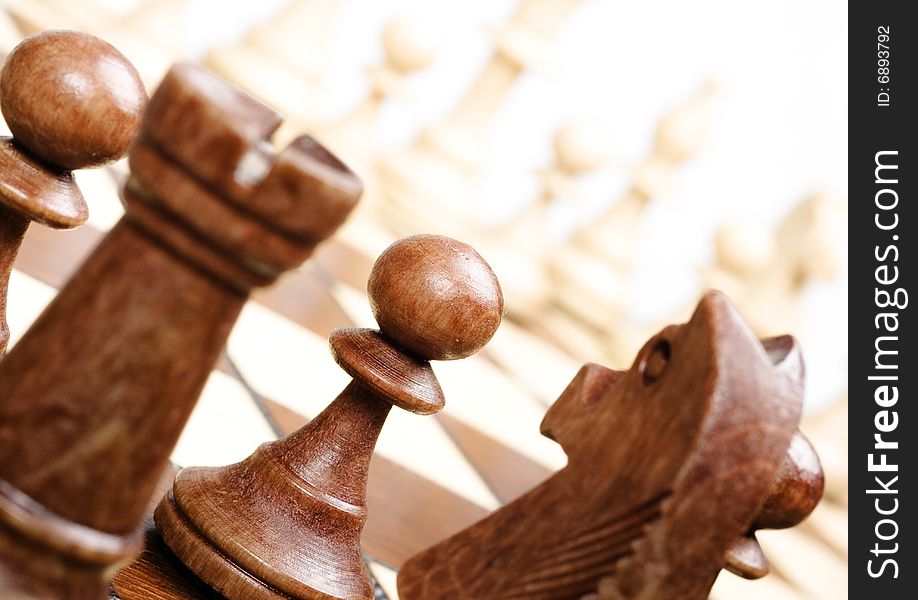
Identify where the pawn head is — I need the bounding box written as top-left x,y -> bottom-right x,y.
383,16 -> 439,73
1,30 -> 146,170
368,234 -> 503,361
715,222 -> 776,275
554,121 -> 608,174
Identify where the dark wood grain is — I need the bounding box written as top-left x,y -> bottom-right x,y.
261,398 -> 495,568
398,293 -> 824,600
1,30 -> 146,170
111,522 -> 219,600
0,61 -> 360,598
0,30 -> 146,357
154,234 -> 503,600
368,234 -> 504,360
0,208 -> 28,354
110,465 -> 218,600
14,225 -> 507,566
110,398 -> 494,600
17,223 -> 358,339
12,221 -> 561,574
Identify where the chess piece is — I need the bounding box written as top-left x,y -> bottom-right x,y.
801,395 -> 847,506
503,121 -> 610,238
706,193 -> 846,336
377,0 -> 583,237
321,14 -> 439,171
417,0 -> 582,172
155,234 -> 503,600
0,62 -> 361,597
3,1 -> 180,87
522,83 -> 719,368
205,0 -> 341,140
482,121 -> 612,324
576,81 -> 718,270
537,124 -> 625,328
0,30 -> 145,355
398,292 -> 823,600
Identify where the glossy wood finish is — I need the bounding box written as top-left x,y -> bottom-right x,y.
0,61 -> 360,598
11,204 -> 831,600
368,234 -> 503,361
16,223 -> 360,340
398,293 -> 824,600
0,209 -> 27,354
8,214 -> 838,599
155,234 -> 503,600
0,31 -> 145,355
260,398 -> 494,569
110,394 -> 496,600
110,466 -> 217,600
0,139 -> 87,229
1,30 -> 146,170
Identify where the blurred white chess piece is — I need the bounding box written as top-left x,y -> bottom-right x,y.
705,193 -> 847,336
577,81 -> 719,270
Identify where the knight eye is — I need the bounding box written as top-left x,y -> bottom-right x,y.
641,339 -> 671,384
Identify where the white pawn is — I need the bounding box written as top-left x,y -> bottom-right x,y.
514,121 -> 611,232
706,193 -> 846,336
375,0 -> 582,239
322,15 -> 440,174
633,80 -> 719,200
541,121 -> 611,205
554,121 -> 610,175
707,221 -> 777,295
382,16 -> 440,75
576,81 -> 719,271
493,122 -> 611,323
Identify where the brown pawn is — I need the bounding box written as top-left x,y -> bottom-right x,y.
0,62 -> 361,599
154,234 -> 504,600
0,30 -> 146,354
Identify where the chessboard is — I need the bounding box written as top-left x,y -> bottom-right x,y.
7,210 -> 848,600
0,2 -> 847,598
6,168 -> 848,600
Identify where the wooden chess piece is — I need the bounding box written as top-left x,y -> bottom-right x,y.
502,121 -> 610,239
377,0 -> 582,237
154,234 -> 504,600
801,395 -> 847,507
205,0 -> 341,141
0,30 -> 145,355
576,81 -> 718,271
705,193 -> 846,336
3,0 -> 180,87
0,62 -> 361,598
321,14 -> 439,172
470,121 -> 608,326
398,292 -> 823,600
541,123 -> 624,323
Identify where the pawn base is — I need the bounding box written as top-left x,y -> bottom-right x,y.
155,448 -> 374,600
154,492 -> 292,600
